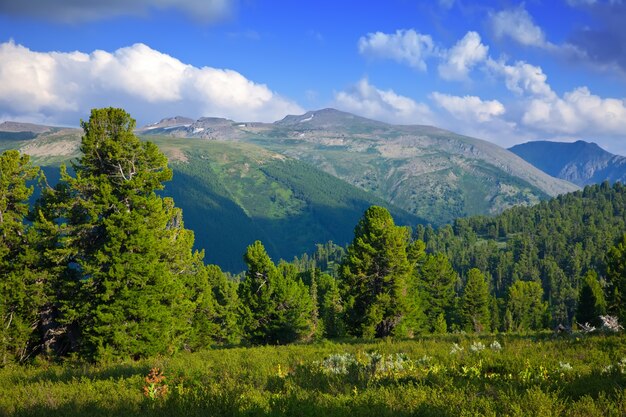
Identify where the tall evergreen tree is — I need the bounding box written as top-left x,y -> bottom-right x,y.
37,108 -> 203,360
576,270 -> 606,327
416,253 -> 457,333
506,280 -> 547,331
0,150 -> 41,363
460,268 -> 491,332
606,233 -> 626,322
238,241 -> 313,344
340,206 -> 420,338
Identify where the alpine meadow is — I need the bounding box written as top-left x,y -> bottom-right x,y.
2,1 -> 626,416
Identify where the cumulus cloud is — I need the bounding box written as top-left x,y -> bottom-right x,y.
333,78 -> 436,125
486,58 -> 555,98
358,29 -> 437,71
485,55 -> 626,139
0,0 -> 235,23
0,41 -> 302,125
438,32 -> 488,81
522,87 -> 626,135
490,6 -> 551,48
430,92 -> 505,122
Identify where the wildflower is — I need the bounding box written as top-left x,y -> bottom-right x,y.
469,341 -> 485,353
143,367 -> 168,401
489,340 -> 502,351
450,343 -> 464,355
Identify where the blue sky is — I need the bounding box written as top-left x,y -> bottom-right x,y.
1,0 -> 626,152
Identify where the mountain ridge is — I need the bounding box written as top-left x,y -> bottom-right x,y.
509,140 -> 626,186
139,108 -> 579,223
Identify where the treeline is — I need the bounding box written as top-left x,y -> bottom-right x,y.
1,108 -> 626,365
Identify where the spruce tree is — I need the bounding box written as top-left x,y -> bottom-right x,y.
0,150 -> 41,363
340,206 -> 420,338
460,268 -> 491,332
37,108 -> 202,360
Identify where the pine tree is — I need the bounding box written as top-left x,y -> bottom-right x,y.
576,270 -> 606,327
0,150 -> 41,363
238,241 -> 313,344
37,108 -> 202,360
506,280 -> 547,331
340,206 -> 420,338
188,264 -> 240,348
416,253 -> 457,333
317,273 -> 345,338
606,234 -> 626,322
460,268 -> 491,332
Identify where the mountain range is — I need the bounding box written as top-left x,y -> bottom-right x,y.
509,140 -> 626,186
0,110 -> 581,271
139,108 -> 578,224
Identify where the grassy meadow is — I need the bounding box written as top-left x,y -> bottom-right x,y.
2,333 -> 625,417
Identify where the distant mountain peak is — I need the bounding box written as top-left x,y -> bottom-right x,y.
275,108 -> 388,129
138,116 -> 194,131
0,121 -> 55,134
510,140 -> 626,186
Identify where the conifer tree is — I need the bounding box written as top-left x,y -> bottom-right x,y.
238,241 -> 313,344
460,268 -> 491,332
340,206 -> 420,338
0,150 -> 41,363
37,108 -> 203,360
576,270 -> 606,327
506,280 -> 547,331
606,234 -> 626,322
416,253 -> 457,333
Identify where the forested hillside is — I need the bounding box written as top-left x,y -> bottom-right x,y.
417,181 -> 626,327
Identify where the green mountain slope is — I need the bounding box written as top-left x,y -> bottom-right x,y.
0,127 -> 422,271
142,108 -> 579,224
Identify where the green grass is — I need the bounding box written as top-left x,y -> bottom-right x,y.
2,334 -> 625,416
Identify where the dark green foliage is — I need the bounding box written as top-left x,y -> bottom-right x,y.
0,150 -> 41,363
188,264 -> 240,348
421,182 -> 626,328
460,268 -> 490,332
340,206 -> 420,338
606,233 -> 626,322
316,273 -> 345,338
238,241 -> 314,344
506,280 -> 547,331
576,270 -> 606,327
36,108 -> 205,361
416,253 -> 457,333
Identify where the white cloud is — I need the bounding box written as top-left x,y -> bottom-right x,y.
0,0 -> 235,23
522,87 -> 626,135
430,92 -> 505,122
490,6 -> 551,48
0,41 -> 302,125
358,29 -> 436,71
438,32 -> 488,81
486,58 -> 556,98
334,78 -> 436,125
